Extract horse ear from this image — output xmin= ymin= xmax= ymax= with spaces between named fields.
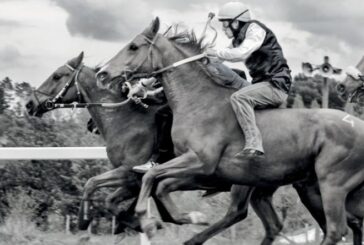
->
xmin=68 ymin=51 xmax=84 ymax=68
xmin=143 ymin=17 xmax=160 ymax=39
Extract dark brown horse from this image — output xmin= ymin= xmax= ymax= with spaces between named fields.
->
xmin=25 ymin=52 xmax=206 ymax=234
xmin=96 ymin=18 xmax=364 ymax=245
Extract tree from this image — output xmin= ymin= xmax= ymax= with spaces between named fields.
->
xmin=1 ymin=77 xmax=13 ymax=90
xmin=287 ymin=73 xmax=345 ymax=110
xmin=0 ymin=87 xmax=8 ymax=114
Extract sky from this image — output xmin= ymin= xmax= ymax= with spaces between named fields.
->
xmin=0 ymin=0 xmax=363 ymax=87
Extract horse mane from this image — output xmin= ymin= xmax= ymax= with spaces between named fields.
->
xmin=166 ymin=25 xmax=207 ymax=54
xmin=93 ymin=65 xmax=102 ymax=73
xmin=165 ymin=25 xmax=236 ymax=90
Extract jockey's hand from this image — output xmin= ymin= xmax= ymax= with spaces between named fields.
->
xmin=140 ymin=77 xmax=157 ymax=90
xmin=128 ymin=83 xmax=147 ymax=99
xmin=205 ymin=48 xmax=217 ymax=57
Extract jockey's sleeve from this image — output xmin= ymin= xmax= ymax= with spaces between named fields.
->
xmin=215 ymin=23 xmax=266 ymax=62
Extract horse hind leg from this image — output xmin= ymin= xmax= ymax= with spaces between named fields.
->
xmin=184 ymin=185 xmax=254 ymax=245
xmin=315 ymin=154 xmax=353 ymax=245
xmin=154 ymin=177 xmax=210 ymax=226
xmin=293 ymin=181 xmax=327 ymax=233
xmin=250 ymin=186 xmax=282 ymax=245
xmin=294 ymin=180 xmax=363 ymax=245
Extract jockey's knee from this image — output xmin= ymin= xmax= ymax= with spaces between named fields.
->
xmin=230 ymin=91 xmax=253 ymax=106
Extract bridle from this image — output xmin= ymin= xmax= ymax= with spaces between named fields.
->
xmin=338 ymin=74 xmax=364 ymax=104
xmin=115 ymin=33 xmax=208 ymax=86
xmin=348 ymin=79 xmax=364 ymax=103
xmin=33 ymin=63 xmax=83 ymax=110
xmin=34 ymin=63 xmax=145 ymax=111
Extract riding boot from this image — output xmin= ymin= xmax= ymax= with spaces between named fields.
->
xmin=155 ymin=105 xmax=174 ymax=163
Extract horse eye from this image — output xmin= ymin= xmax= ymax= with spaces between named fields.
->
xmin=129 ymin=43 xmax=139 ymax=51
xmin=53 ymin=73 xmax=61 ymax=80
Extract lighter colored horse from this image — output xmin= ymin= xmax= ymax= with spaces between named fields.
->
xmin=97 ymin=18 xmax=364 ymax=245
xmin=26 ymin=53 xmax=364 ymax=245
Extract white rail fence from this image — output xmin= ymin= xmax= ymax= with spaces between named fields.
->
xmin=0 ymin=147 xmax=151 ymax=245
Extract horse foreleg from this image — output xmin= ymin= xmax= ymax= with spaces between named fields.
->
xmin=184 ymin=185 xmax=254 ymax=245
xmin=82 ymin=166 xmax=137 ymax=200
xmin=135 ymin=150 xmax=214 ymax=238
xmin=79 ymin=166 xmax=139 ymax=230
xmin=250 ymin=187 xmax=282 ymax=245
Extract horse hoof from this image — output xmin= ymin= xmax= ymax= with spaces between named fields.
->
xmin=184 ymin=239 xmax=202 ymax=245
xmin=78 ymin=200 xmax=93 ymax=230
xmin=78 ymin=219 xmax=91 ymax=230
xmin=188 ymin=211 xmax=209 ymax=226
xmin=141 ymin=217 xmax=162 ymax=239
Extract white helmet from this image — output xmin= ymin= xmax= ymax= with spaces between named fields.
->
xmin=218 ymin=2 xmax=251 ymax=22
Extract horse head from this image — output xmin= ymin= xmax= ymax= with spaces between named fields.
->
xmin=336 ymin=66 xmax=364 ymax=105
xmin=26 ymin=52 xmax=85 ymax=116
xmin=96 ymin=18 xmax=166 ymax=90
xmin=26 ymin=51 xmax=129 ymax=118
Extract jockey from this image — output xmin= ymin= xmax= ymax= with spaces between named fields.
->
xmin=206 ymin=1 xmax=291 ymax=158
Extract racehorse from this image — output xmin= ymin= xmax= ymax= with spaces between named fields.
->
xmin=25 ymin=53 xmax=364 ymax=245
xmin=96 ymin=18 xmax=364 ymax=245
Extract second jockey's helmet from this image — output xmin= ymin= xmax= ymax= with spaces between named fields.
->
xmin=218 ymin=2 xmax=251 ymax=22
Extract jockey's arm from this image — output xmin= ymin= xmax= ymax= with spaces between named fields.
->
xmin=210 ymin=23 xmax=266 ymax=62
xmin=129 ymin=77 xmax=166 ymax=103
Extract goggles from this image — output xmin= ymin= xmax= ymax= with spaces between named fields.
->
xmin=221 ymin=21 xmax=231 ymax=28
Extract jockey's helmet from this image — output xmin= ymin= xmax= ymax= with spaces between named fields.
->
xmin=218 ymin=2 xmax=251 ymax=22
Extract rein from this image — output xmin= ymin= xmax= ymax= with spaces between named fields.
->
xmin=35 ymin=64 xmax=147 ymax=110
xmin=119 ymin=34 xmax=208 ymax=84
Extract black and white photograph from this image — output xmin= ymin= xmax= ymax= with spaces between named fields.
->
xmin=0 ymin=0 xmax=364 ymax=244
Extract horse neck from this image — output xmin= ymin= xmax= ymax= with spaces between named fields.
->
xmin=78 ymin=67 xmax=157 ymax=147
xmin=157 ymin=38 xmax=231 ymax=112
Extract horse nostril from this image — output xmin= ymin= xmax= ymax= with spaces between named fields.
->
xmin=96 ymin=71 xmax=109 ymax=83
xmin=336 ymin=84 xmax=346 ymax=94
xmin=26 ymin=101 xmax=33 ymax=109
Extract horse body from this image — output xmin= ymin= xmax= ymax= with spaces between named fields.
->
xmin=97 ymin=18 xmax=364 ymax=244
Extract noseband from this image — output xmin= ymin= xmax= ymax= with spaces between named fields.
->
xmin=34 ymin=63 xmax=147 ymax=110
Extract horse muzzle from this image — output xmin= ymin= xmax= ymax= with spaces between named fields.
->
xmin=336 ymin=83 xmax=346 ymax=95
